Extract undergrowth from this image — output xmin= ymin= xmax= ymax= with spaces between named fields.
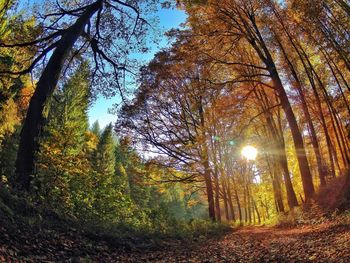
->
xmin=0 ymin=186 xmax=230 ymax=249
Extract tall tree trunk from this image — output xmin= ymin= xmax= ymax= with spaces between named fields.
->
xmin=222 ymin=181 xmax=230 ymax=221
xmin=213 ymin=158 xmax=221 ymax=222
xmin=226 ymin=177 xmax=236 ymax=221
xmin=293 ymin=38 xmax=337 ymax=178
xmin=247 ymin=12 xmax=315 ymax=201
xmin=199 ymin=98 xmax=216 ymax=221
xmin=269 ymin=66 xmax=315 ymax=201
xmin=253 ymin=199 xmax=261 ymax=224
xmin=15 ymin=0 xmax=103 ymax=190
xmin=274 ymin=33 xmax=327 ymax=185
xmin=256 ymin=89 xmax=299 ymax=208
xmin=271 ymin=168 xmax=284 ymax=213
xmin=234 ymin=187 xmax=242 ymax=223
xmin=203 ymin=156 xmax=215 ymax=221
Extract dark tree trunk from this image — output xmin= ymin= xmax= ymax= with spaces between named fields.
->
xmin=203 ymin=157 xmax=215 ymax=221
xmin=253 ymin=199 xmax=261 ymax=224
xmin=199 ymin=99 xmax=216 ymax=221
xmin=234 ymin=187 xmax=242 ymax=223
xmin=213 ymin=162 xmax=221 ymax=222
xmin=245 ymin=12 xmax=315 ymax=202
xmin=272 ymin=169 xmax=284 ymax=213
xmin=265 ymin=64 xmax=315 ymax=201
xmin=266 ymin=156 xmax=285 ymax=213
xmin=222 ymin=182 xmax=230 ymax=221
xmin=15 ymin=0 xmax=103 ymax=190
xmin=226 ymin=177 xmax=236 ymax=221
xmin=274 ymin=34 xmax=327 ymax=186
xmin=284 ymin=21 xmax=337 ymax=179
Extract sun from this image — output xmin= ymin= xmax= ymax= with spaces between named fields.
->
xmin=241 ymin=145 xmax=258 ymax=161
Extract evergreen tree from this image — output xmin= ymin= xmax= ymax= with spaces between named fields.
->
xmin=93 ymin=124 xmax=115 ymax=176
xmin=91 ymin=124 xmax=138 ymax=223
xmin=46 ymin=61 xmax=90 ymax=154
xmin=90 ymin=120 xmax=101 ymax=138
xmin=36 ymin=62 xmax=91 ymax=208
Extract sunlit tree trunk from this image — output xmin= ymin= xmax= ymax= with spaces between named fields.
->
xmin=221 ymin=181 xmax=230 ymax=221
xmin=265 ymin=152 xmax=285 ymax=213
xmin=274 ymin=33 xmax=328 ymax=185
xmin=225 ymin=177 xmax=236 ymax=221
xmin=244 ymin=12 xmax=315 ymax=201
xmin=256 ymin=89 xmax=299 ymax=207
xmin=212 ymin=153 xmax=221 ymax=222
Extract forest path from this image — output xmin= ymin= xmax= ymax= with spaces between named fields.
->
xmin=1 ymin=220 xmax=350 ymax=262
xmin=117 ymin=223 xmax=350 ymax=262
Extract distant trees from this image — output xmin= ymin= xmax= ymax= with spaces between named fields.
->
xmin=118 ymin=0 xmax=350 ymax=221
xmin=33 ymin=62 xmax=204 ymax=225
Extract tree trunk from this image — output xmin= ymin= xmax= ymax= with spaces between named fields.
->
xmin=253 ymin=199 xmax=261 ymax=224
xmin=203 ymin=157 xmax=215 ymax=221
xmin=222 ymin=182 xmax=230 ymax=221
xmin=213 ymin=161 xmax=221 ymax=222
xmin=246 ymin=12 xmax=315 ymax=202
xmin=274 ymin=33 xmax=327 ymax=185
xmin=234 ymin=187 xmax=242 ymax=223
xmin=198 ymin=98 xmax=216 ymax=221
xmin=256 ymin=88 xmax=299 ymax=208
xmin=15 ymin=0 xmax=103 ymax=190
xmin=289 ymin=28 xmax=337 ymax=179
xmin=226 ymin=177 xmax=236 ymax=221
xmin=269 ymin=67 xmax=315 ymax=201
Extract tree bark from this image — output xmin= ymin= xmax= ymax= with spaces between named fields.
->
xmin=199 ymin=98 xmax=216 ymax=221
xmin=226 ymin=177 xmax=236 ymax=221
xmin=274 ymin=33 xmax=327 ymax=186
xmin=15 ymin=0 xmax=103 ymax=190
xmin=256 ymin=88 xmax=299 ymax=208
xmin=274 ymin=76 xmax=315 ymax=201
xmin=203 ymin=155 xmax=215 ymax=221
xmin=212 ymin=153 xmax=221 ymax=222
xmin=246 ymin=11 xmax=315 ymax=202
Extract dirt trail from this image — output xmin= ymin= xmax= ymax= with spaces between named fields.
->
xmin=117 ymin=223 xmax=350 ymax=262
xmin=1 ymin=222 xmax=350 ymax=262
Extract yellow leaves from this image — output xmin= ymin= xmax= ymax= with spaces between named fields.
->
xmin=158 ymin=187 xmax=167 ymax=194
xmin=84 ymin=131 xmax=98 ymax=151
xmin=17 ymin=79 xmax=35 ymax=116
xmin=187 ymin=199 xmax=198 ymax=208
xmin=0 ymin=98 xmax=20 ymax=143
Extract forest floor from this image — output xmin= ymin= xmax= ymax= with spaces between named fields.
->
xmin=1 ymin=216 xmax=350 ymax=262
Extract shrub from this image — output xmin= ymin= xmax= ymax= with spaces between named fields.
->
xmin=315 ymin=171 xmax=350 ymax=212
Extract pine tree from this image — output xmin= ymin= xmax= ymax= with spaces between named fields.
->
xmin=91 ymin=124 xmax=120 ymax=220
xmin=90 ymin=120 xmax=101 ymax=139
xmin=46 ymin=61 xmax=90 ymax=154
xmin=36 ymin=62 xmax=91 ymax=207
xmin=93 ymin=124 xmax=115 ymax=176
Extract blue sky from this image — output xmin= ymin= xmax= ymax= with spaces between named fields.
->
xmin=19 ymin=1 xmax=187 ymax=128
xmin=89 ymin=7 xmax=187 ymax=128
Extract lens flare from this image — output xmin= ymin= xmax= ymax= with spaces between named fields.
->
xmin=241 ymin=145 xmax=258 ymax=160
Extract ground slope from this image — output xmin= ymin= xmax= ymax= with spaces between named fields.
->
xmin=1 ymin=217 xmax=349 ymax=262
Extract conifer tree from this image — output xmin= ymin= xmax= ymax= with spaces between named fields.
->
xmin=36 ymin=62 xmax=91 ymax=207
xmin=93 ymin=124 xmax=115 ymax=177
xmin=90 ymin=120 xmax=101 ymax=139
